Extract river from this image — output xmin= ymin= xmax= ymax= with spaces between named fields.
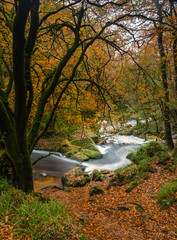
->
xmin=31 ymin=134 xmax=148 ymax=178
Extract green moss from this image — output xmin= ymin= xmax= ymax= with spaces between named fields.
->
xmin=126 ymin=152 xmax=135 ymax=161
xmin=138 ymin=158 xmax=153 ymax=173
xmin=72 ymin=176 xmax=90 ymax=187
xmin=65 ymin=137 xmax=103 ymax=161
xmin=100 ymin=170 xmax=110 ymax=174
xmin=0 ymin=177 xmax=12 ymax=194
xmin=157 ymin=152 xmax=171 ymax=165
xmin=73 ymin=152 xmax=89 ymax=161
xmin=107 ymin=171 xmax=126 ymax=189
xmin=81 ymin=149 xmax=102 ymax=159
xmin=89 ymin=184 xmax=104 ymax=196
xmin=74 ymin=167 xmax=84 ymax=177
xmin=71 ymin=138 xmax=97 ymax=150
xmin=61 ymin=175 xmax=72 ymax=187
xmin=91 ymin=170 xmax=103 ymax=182
xmin=155 ymin=182 xmax=177 ymax=209
xmin=64 ymin=146 xmax=80 ymax=158
xmin=125 ymin=167 xmax=138 ymax=183
xmin=125 ymin=181 xmax=138 ymax=193
xmin=130 ymin=141 xmax=166 ymax=165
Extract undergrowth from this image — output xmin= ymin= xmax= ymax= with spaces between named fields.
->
xmin=0 ymin=178 xmax=86 ymax=240
xmin=155 ymin=181 xmax=177 ymax=209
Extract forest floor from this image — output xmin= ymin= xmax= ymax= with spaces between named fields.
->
xmin=36 ymin=163 xmax=177 ymax=240
xmin=1 ymin=131 xmax=177 ymax=239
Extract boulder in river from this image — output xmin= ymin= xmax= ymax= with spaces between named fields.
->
xmin=64 ymin=137 xmax=103 ymax=161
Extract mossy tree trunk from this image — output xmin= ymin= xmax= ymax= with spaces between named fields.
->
xmin=156 ymin=0 xmax=174 ymax=149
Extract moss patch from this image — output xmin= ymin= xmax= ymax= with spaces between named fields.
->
xmin=72 ymin=176 xmax=90 ymax=187
xmin=64 ymin=137 xmax=102 ymax=161
xmin=89 ymin=184 xmax=104 ymax=196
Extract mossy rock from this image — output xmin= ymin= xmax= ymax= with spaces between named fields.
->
xmin=125 ymin=181 xmax=138 ymax=193
xmin=100 ymin=170 xmax=110 ymax=174
xmin=64 ymin=146 xmax=80 ymax=158
xmin=81 ymin=149 xmax=102 ymax=159
xmin=74 ymin=167 xmax=84 ymax=177
xmin=71 ymin=138 xmax=102 ymax=156
xmin=65 ymin=137 xmax=103 ymax=161
xmin=89 ymin=184 xmax=104 ymax=196
xmin=72 ymin=152 xmax=89 ymax=162
xmin=91 ymin=170 xmax=103 ymax=182
xmin=143 ymin=141 xmax=165 ymax=157
xmin=61 ymin=175 xmax=72 ymax=187
xmin=107 ymin=171 xmax=126 ymax=189
xmin=72 ymin=176 xmax=90 ymax=187
xmin=125 ymin=167 xmax=138 ymax=183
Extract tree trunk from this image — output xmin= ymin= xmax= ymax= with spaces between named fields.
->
xmin=15 ymin=155 xmax=33 ymax=193
xmin=156 ymin=0 xmax=174 ymax=149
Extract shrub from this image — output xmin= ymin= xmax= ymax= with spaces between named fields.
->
xmin=89 ymin=184 xmax=104 ymax=196
xmin=155 ymin=182 xmax=177 ymax=209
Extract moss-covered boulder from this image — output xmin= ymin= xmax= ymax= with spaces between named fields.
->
xmin=64 ymin=137 xmax=103 ymax=161
xmin=91 ymin=170 xmax=103 ymax=182
xmin=72 ymin=176 xmax=90 ymax=187
xmin=89 ymin=184 xmax=104 ymax=196
xmin=61 ymin=167 xmax=90 ymax=188
xmin=61 ymin=174 xmax=72 ymax=187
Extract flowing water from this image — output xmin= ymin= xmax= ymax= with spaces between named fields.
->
xmin=31 ymin=134 xmax=148 ymax=177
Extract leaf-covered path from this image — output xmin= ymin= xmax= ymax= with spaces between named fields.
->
xmin=38 ymin=167 xmax=177 ymax=240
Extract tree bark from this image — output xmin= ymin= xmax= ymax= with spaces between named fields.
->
xmin=156 ymin=0 xmax=174 ymax=149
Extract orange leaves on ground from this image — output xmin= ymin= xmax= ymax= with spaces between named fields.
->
xmin=37 ymin=163 xmax=177 ymax=240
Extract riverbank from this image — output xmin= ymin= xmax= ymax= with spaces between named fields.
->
xmin=37 ymin=158 xmax=177 ymax=240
